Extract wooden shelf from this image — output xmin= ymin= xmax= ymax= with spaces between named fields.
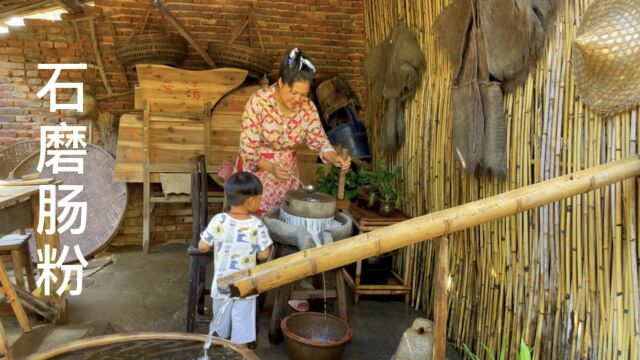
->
xmin=342 ymin=204 xmax=413 ymax=304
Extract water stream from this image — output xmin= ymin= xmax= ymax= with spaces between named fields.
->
xmin=321 ymin=272 xmax=329 ymax=340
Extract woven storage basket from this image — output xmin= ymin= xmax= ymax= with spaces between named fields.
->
xmin=208 ymin=42 xmax=272 ymax=76
xmin=0 ymin=140 xmax=39 ymax=179
xmin=116 ymin=33 xmax=187 ymax=69
xmin=208 ymin=5 xmax=272 ymax=77
xmin=115 ymin=8 xmax=187 ymax=69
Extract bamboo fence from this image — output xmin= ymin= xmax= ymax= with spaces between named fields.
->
xmin=363 ymin=0 xmax=639 ymax=359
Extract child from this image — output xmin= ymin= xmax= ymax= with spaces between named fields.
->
xmin=198 ymin=171 xmax=273 ymax=347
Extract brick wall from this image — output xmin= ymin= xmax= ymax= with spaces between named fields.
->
xmin=0 ymin=0 xmax=367 ymax=246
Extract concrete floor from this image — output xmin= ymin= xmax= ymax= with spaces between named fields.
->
xmin=10 ymin=243 xmax=461 ymax=359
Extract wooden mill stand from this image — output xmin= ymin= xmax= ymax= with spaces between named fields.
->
xmin=267 ymin=243 xmax=348 ymax=344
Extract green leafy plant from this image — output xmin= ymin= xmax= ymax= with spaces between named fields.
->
xmin=359 ymin=159 xmax=402 ymax=207
xmin=517 ymin=339 xmax=533 ymax=360
xmin=461 ymin=338 xmax=532 ymax=360
xmin=463 ymin=342 xmax=502 ymax=360
xmin=315 ymin=165 xmax=363 ymax=201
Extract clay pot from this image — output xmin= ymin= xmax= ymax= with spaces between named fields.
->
xmin=379 ymin=198 xmax=396 ymax=217
xmin=281 ymin=312 xmax=352 ymax=360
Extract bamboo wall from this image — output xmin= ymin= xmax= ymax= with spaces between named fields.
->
xmin=363 ymin=0 xmax=639 ymax=359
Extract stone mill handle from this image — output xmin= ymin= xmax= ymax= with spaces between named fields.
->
xmin=337 ymin=147 xmax=349 ymax=200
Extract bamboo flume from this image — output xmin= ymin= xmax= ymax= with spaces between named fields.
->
xmin=220 ymin=156 xmax=640 ymax=297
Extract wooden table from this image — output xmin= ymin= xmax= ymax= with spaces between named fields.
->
xmin=342 ymin=204 xmax=413 ymax=304
xmin=0 ymin=185 xmax=65 ymax=314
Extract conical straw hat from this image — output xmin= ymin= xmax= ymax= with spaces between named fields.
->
xmin=573 ymin=0 xmax=640 ymax=114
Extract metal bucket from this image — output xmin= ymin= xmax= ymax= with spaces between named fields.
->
xmin=27 ymin=332 xmax=259 ymax=360
xmin=281 ymin=312 xmax=352 ymax=360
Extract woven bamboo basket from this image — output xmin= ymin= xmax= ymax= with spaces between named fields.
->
xmin=27 ymin=332 xmax=258 ymax=359
xmin=0 ymin=140 xmax=39 ymax=179
xmin=208 ymin=5 xmax=272 ymax=77
xmin=115 ymin=8 xmax=187 ymax=69
xmin=208 ymin=42 xmax=272 ymax=77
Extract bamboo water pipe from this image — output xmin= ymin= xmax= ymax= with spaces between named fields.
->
xmin=219 ymin=156 xmax=640 ymax=298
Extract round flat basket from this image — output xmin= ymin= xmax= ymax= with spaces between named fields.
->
xmin=27 ymin=332 xmax=259 ymax=360
xmin=208 ymin=42 xmax=273 ymax=77
xmin=11 ymin=142 xmax=128 ymax=263
xmin=116 ymin=34 xmax=187 ymax=69
xmin=0 ymin=140 xmax=40 ymax=179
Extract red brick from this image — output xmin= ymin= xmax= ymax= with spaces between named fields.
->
xmin=0 ymin=61 xmax=23 ymax=70
xmin=0 ymin=138 xmax=18 ymax=146
xmin=0 ymin=130 xmax=17 ymax=137
xmin=1 ymin=122 xmax=33 ymax=130
xmin=0 ymin=47 xmax=23 ymax=55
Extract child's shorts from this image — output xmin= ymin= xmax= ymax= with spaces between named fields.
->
xmin=212 ymin=297 xmax=256 ymax=344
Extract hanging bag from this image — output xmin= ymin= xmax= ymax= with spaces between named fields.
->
xmin=450 ymin=0 xmax=507 ymax=177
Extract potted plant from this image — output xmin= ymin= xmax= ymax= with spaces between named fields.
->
xmin=315 ymin=165 xmax=361 ymax=201
xmin=360 ymin=159 xmax=402 ymax=216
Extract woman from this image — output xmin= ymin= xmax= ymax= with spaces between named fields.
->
xmin=233 ymin=48 xmax=351 ymax=215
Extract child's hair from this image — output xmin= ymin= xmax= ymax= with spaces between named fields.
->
xmin=279 ymin=48 xmax=316 ymax=86
xmin=224 ymin=172 xmax=263 ymax=207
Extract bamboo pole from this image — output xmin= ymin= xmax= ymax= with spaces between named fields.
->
xmin=221 ymin=156 xmax=640 ymax=297
xmin=433 ymin=237 xmax=449 ymax=360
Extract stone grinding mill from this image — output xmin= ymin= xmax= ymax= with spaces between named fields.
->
xmin=261 ymin=189 xmax=353 ymax=344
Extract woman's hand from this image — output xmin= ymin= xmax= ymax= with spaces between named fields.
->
xmin=325 ymin=151 xmax=352 ymax=172
xmin=271 ymin=163 xmax=289 ymax=180
xmin=256 ymin=159 xmax=289 ymax=180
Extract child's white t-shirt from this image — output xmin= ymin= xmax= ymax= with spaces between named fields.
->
xmin=201 ymin=213 xmax=272 ymax=299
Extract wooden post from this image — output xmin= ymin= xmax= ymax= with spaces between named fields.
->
xmin=336 ymin=147 xmax=350 ymax=210
xmin=142 ymin=100 xmax=151 ymax=254
xmin=109 ymin=20 xmax=130 ymax=90
xmin=433 ymin=237 xmax=449 ymax=360
xmin=337 ymin=147 xmax=349 ymax=200
xmin=10 ymin=249 xmax=25 ymax=290
xmin=153 ymin=0 xmax=217 ymax=68
xmin=335 ymin=269 xmax=348 ymax=321
xmin=219 ymin=156 xmax=640 ymax=297
xmin=31 ymin=194 xmax=66 ymax=321
xmin=71 ymin=21 xmax=85 ymax=59
xmin=88 ymin=17 xmax=112 ymax=95
xmin=203 ymin=102 xmax=212 ymax=167
xmin=0 ymin=319 xmax=12 ymax=359
xmin=22 ymin=241 xmax=36 ymax=292
xmin=0 ymin=260 xmax=30 ymax=333
xmin=69 ymin=15 xmax=113 ymax=96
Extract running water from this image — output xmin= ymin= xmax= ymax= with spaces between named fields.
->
xmin=321 ymin=272 xmax=329 ymax=340
xmin=198 ymin=318 xmax=216 ymax=360
xmin=199 ymin=299 xmax=232 ymax=360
